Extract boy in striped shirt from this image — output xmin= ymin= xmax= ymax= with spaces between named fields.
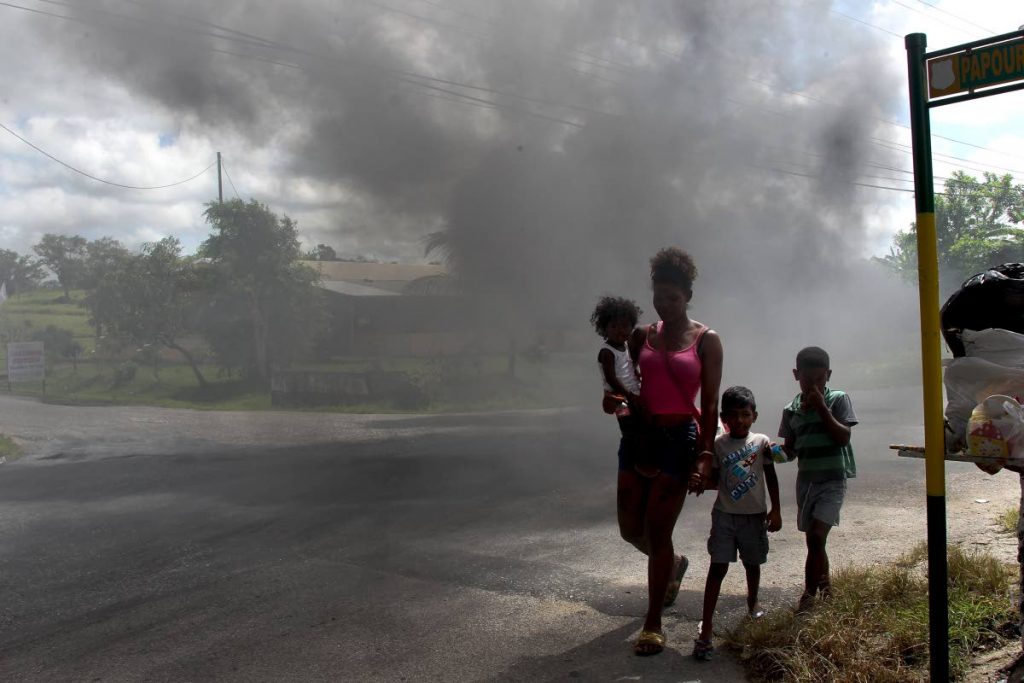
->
xmin=779 ymin=346 xmax=857 ymax=611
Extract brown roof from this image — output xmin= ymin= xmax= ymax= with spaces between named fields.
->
xmin=301 ymin=261 xmax=446 ymax=283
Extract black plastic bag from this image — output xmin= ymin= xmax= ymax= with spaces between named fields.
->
xmin=940 ymin=263 xmax=1024 ymax=357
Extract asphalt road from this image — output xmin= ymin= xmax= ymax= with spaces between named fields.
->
xmin=0 ymin=388 xmax=994 ymax=681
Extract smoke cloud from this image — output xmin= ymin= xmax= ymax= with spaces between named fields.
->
xmin=21 ymin=0 xmax=921 ymax=387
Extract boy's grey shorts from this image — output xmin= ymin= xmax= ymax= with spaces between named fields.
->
xmin=707 ymin=508 xmax=769 ymax=565
xmin=796 ymin=475 xmax=847 ymax=532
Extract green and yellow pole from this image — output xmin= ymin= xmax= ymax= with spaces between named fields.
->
xmin=906 ymin=32 xmax=948 ymax=682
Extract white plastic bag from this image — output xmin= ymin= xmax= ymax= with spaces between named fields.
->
xmin=962 ymin=328 xmax=1024 ymax=368
xmin=943 ymin=357 xmax=1024 ymax=452
xmin=966 ymin=394 xmax=1024 ymax=463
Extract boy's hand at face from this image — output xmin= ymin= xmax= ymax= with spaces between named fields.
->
xmin=801 ymin=385 xmax=827 ymax=412
xmin=766 ymin=508 xmax=782 ymax=532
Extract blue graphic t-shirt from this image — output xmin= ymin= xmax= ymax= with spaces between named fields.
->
xmin=713 ymin=431 xmax=771 ymax=515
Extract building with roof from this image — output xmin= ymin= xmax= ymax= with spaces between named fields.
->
xmin=303 ymin=260 xmax=476 ymax=356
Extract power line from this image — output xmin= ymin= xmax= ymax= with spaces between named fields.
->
xmin=13 ymin=0 xmax=1024 ymax=167
xmin=116 ymin=0 xmax=294 ymax=52
xmin=4 ymin=0 xmax=590 ymax=128
xmin=913 ymin=0 xmax=1000 ymax=36
xmin=0 ymin=0 xmax=304 ymax=71
xmin=220 ymin=158 xmax=241 ymax=200
xmin=830 ymin=8 xmax=903 ymax=38
xmin=107 ymin=0 xmax=604 ymax=120
xmin=37 ymin=0 xmax=285 ymax=54
xmin=753 ymin=163 xmax=916 ymax=193
xmin=868 ymin=136 xmax=1024 ymax=177
xmin=725 ymin=88 xmax=1024 ymax=178
xmin=391 ymin=0 xmax=1024 ymax=167
xmin=8 ymin=0 xmax=1022 ymax=196
xmin=743 ymin=73 xmax=1024 ymax=165
xmin=888 ymin=0 xmax=978 ymax=39
xmin=377 ymin=0 xmax=634 ymax=78
xmin=0 ymin=121 xmax=216 ymax=190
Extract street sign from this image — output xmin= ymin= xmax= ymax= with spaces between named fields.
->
xmin=928 ymin=37 xmax=1024 ymax=99
xmin=7 ymin=342 xmax=44 ymax=383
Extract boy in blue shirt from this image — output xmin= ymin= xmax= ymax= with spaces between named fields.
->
xmin=779 ymin=346 xmax=857 ymax=611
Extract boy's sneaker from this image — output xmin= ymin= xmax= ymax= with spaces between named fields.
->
xmin=748 ymin=604 xmax=765 ymax=620
xmin=692 ymin=638 xmax=714 ymax=661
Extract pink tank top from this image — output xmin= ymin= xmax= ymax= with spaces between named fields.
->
xmin=638 ymin=322 xmax=705 ymax=416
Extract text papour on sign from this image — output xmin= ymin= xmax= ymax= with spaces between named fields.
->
xmin=928 ymin=37 xmax=1024 ymax=99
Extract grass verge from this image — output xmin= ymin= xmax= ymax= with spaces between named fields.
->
xmin=0 ymin=433 xmax=22 ymax=461
xmin=7 ymin=363 xmax=270 ymax=411
xmin=4 ymin=353 xmax=592 ymax=413
xmin=727 ymin=543 xmax=1017 ymax=682
xmin=998 ymin=507 xmax=1019 ymax=535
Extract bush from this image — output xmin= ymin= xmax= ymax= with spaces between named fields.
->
xmin=113 ymin=361 xmax=137 ymax=387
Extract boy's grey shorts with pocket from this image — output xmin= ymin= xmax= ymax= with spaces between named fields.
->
xmin=707 ymin=508 xmax=769 ymax=565
xmin=796 ymin=475 xmax=847 ymax=532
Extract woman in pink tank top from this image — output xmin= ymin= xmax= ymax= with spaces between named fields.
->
xmin=618 ymin=248 xmax=723 ymax=656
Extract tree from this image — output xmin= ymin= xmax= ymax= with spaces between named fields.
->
xmin=878 ymin=171 xmax=1024 ymax=291
xmin=0 ymin=249 xmax=46 ymax=295
xmin=33 ymin=234 xmax=88 ymax=300
xmin=86 ymin=238 xmax=208 ymax=387
xmin=305 ymin=243 xmax=338 ymax=261
xmin=199 ymin=199 xmax=323 ymax=382
xmin=81 ymin=237 xmax=130 ymax=291
xmin=31 ymin=325 xmax=82 ymax=372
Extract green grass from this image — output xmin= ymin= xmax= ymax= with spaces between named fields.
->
xmin=8 ymin=363 xmax=270 ymax=411
xmin=0 ymin=289 xmax=593 ymax=413
xmin=0 ymin=433 xmax=22 ymax=461
xmin=727 ymin=543 xmax=1017 ymax=682
xmin=0 ymin=289 xmax=95 ymax=365
xmin=3 ymin=352 xmax=590 ymax=413
xmin=997 ymin=507 xmax=1019 ymax=535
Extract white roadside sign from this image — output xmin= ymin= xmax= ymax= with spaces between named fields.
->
xmin=7 ymin=342 xmax=44 ymax=382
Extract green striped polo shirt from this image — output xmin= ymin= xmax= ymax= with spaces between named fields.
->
xmin=778 ymin=388 xmax=858 ymax=482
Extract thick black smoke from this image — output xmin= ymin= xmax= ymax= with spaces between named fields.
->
xmin=25 ymin=0 xmax=921 ymax=383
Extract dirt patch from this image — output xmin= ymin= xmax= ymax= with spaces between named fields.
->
xmin=968 ymin=642 xmax=1024 ymax=683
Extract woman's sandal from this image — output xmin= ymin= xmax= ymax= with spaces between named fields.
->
xmin=692 ymin=638 xmax=714 ymax=661
xmin=634 ymin=630 xmax=666 ymax=656
xmin=663 ymin=555 xmax=689 ymax=607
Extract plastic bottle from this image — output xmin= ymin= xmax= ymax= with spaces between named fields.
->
xmin=770 ymin=443 xmax=789 ymax=463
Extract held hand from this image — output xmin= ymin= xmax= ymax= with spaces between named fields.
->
xmin=602 ymin=392 xmax=626 ymax=414
xmin=689 ymin=451 xmax=713 ymax=495
xmin=766 ymin=509 xmax=782 ymax=532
